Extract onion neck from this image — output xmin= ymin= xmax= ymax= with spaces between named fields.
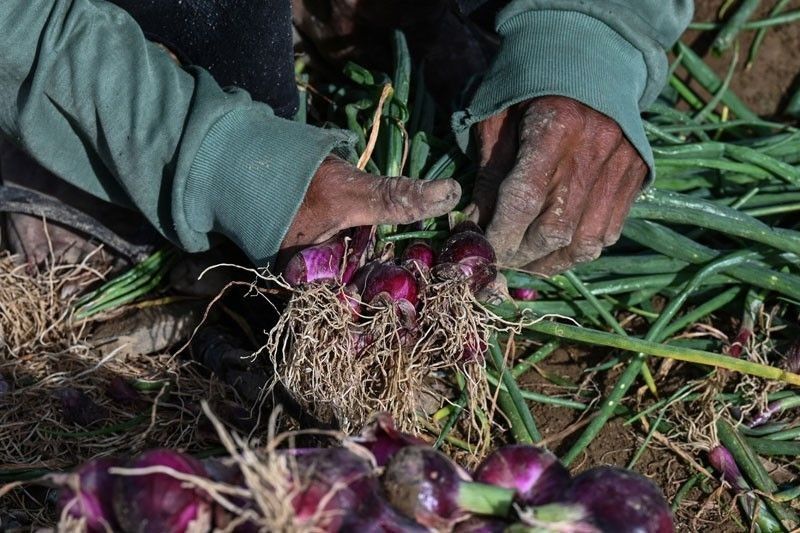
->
xmin=457 ymin=481 xmax=515 ymax=517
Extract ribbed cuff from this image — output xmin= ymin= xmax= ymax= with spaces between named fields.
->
xmin=182 ymin=107 xmax=353 ymax=265
xmin=452 ymin=9 xmax=654 ymax=182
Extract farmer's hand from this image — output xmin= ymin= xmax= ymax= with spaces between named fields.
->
xmin=281 ymin=155 xmax=461 ymax=250
xmin=467 ymin=96 xmax=647 ymax=277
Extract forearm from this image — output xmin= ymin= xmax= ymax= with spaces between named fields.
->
xmin=452 ymin=0 xmax=693 ymax=179
xmin=0 ymin=0 xmax=350 ymax=264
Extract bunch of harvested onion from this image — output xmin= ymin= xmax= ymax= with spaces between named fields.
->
xmin=56 ymin=413 xmax=673 ymax=532
xmin=263 ymin=220 xmax=511 ymax=444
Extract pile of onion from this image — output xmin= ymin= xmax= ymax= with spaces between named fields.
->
xmin=57 ymin=413 xmax=673 ymax=533
xmin=266 ymin=222 xmax=501 ymax=437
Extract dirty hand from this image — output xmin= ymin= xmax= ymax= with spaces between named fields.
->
xmin=467 ymin=96 xmax=647 ymax=277
xmin=281 ymin=155 xmax=461 ymax=251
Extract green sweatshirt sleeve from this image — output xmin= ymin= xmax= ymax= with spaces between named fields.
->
xmin=452 ymin=0 xmax=693 ymax=180
xmin=0 ymin=0 xmax=353 ymax=265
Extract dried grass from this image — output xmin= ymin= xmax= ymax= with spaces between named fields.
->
xmin=0 ymin=252 xmax=233 ymax=525
xmin=197 ymin=404 xmax=361 ymax=533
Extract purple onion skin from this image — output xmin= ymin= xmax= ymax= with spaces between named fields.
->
xmin=454 ymin=517 xmax=510 ymax=533
xmin=708 ymin=446 xmax=747 ymax=491
xmin=403 ymin=241 xmax=436 ymax=270
xmin=460 ymin=334 xmax=488 ymax=363
xmin=435 ymin=229 xmax=497 ymax=292
xmin=438 ymin=230 xmax=496 ymax=265
xmin=435 ymin=260 xmax=497 ymax=293
xmin=338 ymin=286 xmax=363 ymax=317
xmin=461 ymin=258 xmax=498 ymax=293
xmin=474 ymin=445 xmax=570 ymax=506
xmin=750 ymin=392 xmax=800 ymax=428
xmin=341 ymin=226 xmax=373 ymax=285
xmin=510 ymin=287 xmax=539 ymax=301
xmin=354 ymin=412 xmax=427 ymax=467
xmin=381 ymin=446 xmax=470 ymax=530
xmin=112 ymin=449 xmax=209 ymax=533
xmin=727 ymin=328 xmax=751 ymax=358
xmin=58 ymin=457 xmax=123 ymax=532
xmin=340 ymin=497 xmax=428 ymax=533
xmin=202 ymin=457 xmax=243 ymax=485
xmin=393 ymin=298 xmax=420 ymax=343
xmin=355 ymin=262 xmax=419 ymax=307
xmin=564 ymin=467 xmax=674 ymax=533
xmin=204 ymin=450 xmax=374 ymax=533
xmin=287 ymin=448 xmax=377 ymax=532
xmin=200 ymin=458 xmax=260 ymax=532
xmin=284 ymin=239 xmax=346 ymax=287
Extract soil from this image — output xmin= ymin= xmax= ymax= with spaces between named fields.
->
xmin=521 ymin=344 xmax=740 ymax=532
xmin=686 ymin=0 xmax=800 ymax=117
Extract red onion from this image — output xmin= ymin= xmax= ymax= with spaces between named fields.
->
xmin=338 ymin=286 xmax=362 ymax=317
xmin=729 ymin=296 xmax=760 ymax=358
xmin=474 ymin=445 xmax=570 ymax=506
xmin=727 ymin=327 xmax=751 ymax=358
xmin=283 ymin=239 xmax=345 ymax=286
xmin=58 ymin=457 xmax=122 ymax=532
xmin=460 ymin=334 xmax=488 ymax=363
xmin=708 ymin=446 xmax=747 ymax=491
xmin=381 ymin=446 xmax=514 ymax=530
xmin=434 ymin=260 xmax=497 ymax=293
xmin=435 ymin=229 xmax=497 ymax=292
xmin=351 ymin=329 xmax=375 ymax=355
xmin=438 ymin=229 xmax=495 ymax=266
xmin=402 ymin=241 xmax=436 ymax=271
xmin=510 ymin=287 xmax=539 ymax=301
xmin=351 ymin=262 xmax=419 ymax=307
xmin=112 ymin=449 xmax=209 ymax=533
xmin=341 ymin=226 xmax=374 ymax=285
xmin=201 ymin=458 xmax=262 ymax=532
xmin=707 ymin=445 xmax=782 ymax=532
xmin=564 ymin=467 xmax=673 ymax=533
xmin=353 ymin=413 xmax=427 ymax=467
xmin=749 ymin=395 xmax=800 ymax=427
xmin=201 ymin=457 xmax=242 ymax=485
xmin=393 ymin=298 xmax=420 ymax=339
xmin=340 ymin=496 xmax=429 ymax=532
xmin=381 ymin=446 xmax=469 ymax=529
xmin=286 ymin=448 xmax=376 ymax=531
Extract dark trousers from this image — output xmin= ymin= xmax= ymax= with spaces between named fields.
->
xmin=107 ymin=1 xmax=506 ymax=119
xmin=108 ymin=0 xmax=299 ymax=118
